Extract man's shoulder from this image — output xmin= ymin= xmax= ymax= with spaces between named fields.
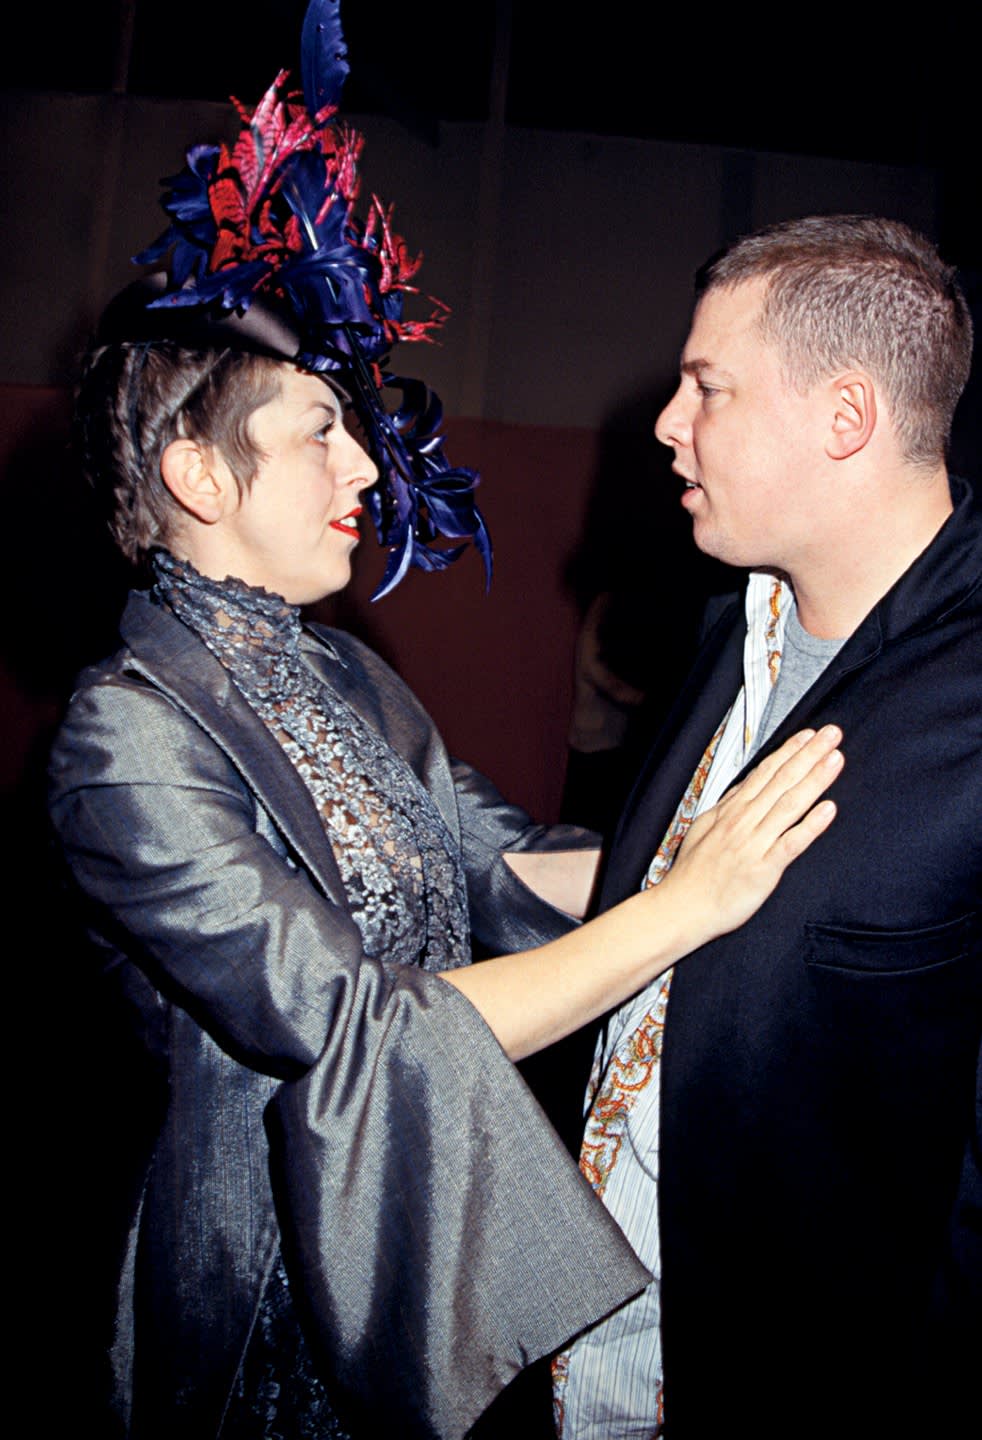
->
xmin=874 ymin=473 xmax=982 ymax=638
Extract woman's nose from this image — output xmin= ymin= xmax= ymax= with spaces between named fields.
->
xmin=342 ymin=429 xmax=379 ymax=490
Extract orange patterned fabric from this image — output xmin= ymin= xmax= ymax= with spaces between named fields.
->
xmin=555 ymin=573 xmax=791 ymax=1439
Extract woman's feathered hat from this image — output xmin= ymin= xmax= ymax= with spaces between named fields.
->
xmin=111 ymin=0 xmax=490 ymax=599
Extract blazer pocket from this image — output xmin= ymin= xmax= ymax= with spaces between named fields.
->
xmin=804 ymin=911 xmax=979 ymax=976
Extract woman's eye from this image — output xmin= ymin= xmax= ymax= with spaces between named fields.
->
xmin=312 ymin=418 xmax=337 ymax=443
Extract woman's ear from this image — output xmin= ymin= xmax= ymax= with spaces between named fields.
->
xmin=825 ymin=372 xmax=877 ymax=460
xmin=160 ymin=438 xmax=231 ymax=525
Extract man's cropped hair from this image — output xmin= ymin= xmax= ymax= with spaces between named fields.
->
xmin=698 ymin=215 xmax=972 ymax=466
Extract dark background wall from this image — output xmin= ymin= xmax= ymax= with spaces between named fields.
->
xmin=4 ymin=1 xmax=979 ymax=824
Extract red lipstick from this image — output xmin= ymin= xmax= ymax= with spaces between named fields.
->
xmin=330 ymin=505 xmax=363 ymax=537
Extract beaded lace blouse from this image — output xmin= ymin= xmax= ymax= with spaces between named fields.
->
xmin=150 ymin=549 xmax=469 ymax=974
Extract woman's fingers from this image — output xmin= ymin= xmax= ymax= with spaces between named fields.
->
xmin=717 ymin=725 xmax=842 ymax=820
xmin=671 ymin=726 xmax=843 ymax=940
xmin=738 ymin=727 xmax=844 ymax=854
xmin=707 ymin=728 xmax=843 ymax=860
xmin=768 ymin=795 xmax=837 ymax=865
xmin=717 ymin=726 xmax=818 ymax=807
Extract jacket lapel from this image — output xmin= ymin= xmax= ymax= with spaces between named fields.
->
xmin=603 ymin=478 xmax=981 ymax=908
xmin=720 ymin=478 xmax=981 ymax=773
xmin=602 ymin=597 xmax=745 ymax=908
xmin=119 ymin=592 xmax=349 ymax=906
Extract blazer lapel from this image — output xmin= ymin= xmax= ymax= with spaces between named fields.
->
xmin=604 ymin=592 xmax=886 ymax=910
xmin=119 ymin=592 xmax=348 ymax=905
xmin=743 ymin=611 xmax=883 ymax=766
xmin=750 ymin=478 xmax=981 ymax=762
xmin=604 ymin=479 xmax=981 ymax=911
xmin=602 ymin=597 xmax=746 ymax=908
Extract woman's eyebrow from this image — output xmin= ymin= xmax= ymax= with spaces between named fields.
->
xmin=301 ymin=399 xmax=340 ymax=422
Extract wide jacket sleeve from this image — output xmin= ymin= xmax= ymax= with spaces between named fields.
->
xmin=451 ymin=756 xmax=600 ymax=952
xmin=49 ymin=632 xmax=647 ymax=1439
xmin=49 ymin=666 xmax=386 ymax=1076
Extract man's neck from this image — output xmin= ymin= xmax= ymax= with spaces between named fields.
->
xmin=792 ymin=466 xmax=953 ymax=639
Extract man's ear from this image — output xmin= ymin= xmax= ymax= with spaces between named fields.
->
xmin=825 ymin=372 xmax=877 ymax=460
xmin=160 ymin=438 xmax=231 ymax=524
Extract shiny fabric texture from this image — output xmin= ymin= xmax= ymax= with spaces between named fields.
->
xmin=222 ymin=1256 xmax=349 ymax=1439
xmin=49 ymin=593 xmax=648 ymax=1440
xmin=150 ymin=550 xmax=470 ymax=974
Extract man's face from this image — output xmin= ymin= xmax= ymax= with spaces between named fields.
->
xmin=655 ymin=279 xmax=826 ymax=574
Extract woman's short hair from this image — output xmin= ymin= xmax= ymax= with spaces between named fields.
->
xmin=75 ymin=341 xmax=284 ymax=561
xmin=698 ymin=215 xmax=973 ymax=467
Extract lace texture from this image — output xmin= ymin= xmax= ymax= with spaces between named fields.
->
xmin=151 ymin=549 xmax=469 ymax=973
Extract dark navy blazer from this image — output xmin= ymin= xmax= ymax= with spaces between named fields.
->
xmin=601 ymin=477 xmax=982 ymax=1437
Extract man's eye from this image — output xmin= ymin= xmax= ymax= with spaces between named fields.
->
xmin=697 ymin=382 xmax=719 ymax=398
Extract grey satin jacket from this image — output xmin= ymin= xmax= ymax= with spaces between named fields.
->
xmin=49 ymin=592 xmax=647 ymax=1439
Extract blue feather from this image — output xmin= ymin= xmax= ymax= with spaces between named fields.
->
xmin=129 ymin=0 xmax=492 ymax=599
xmin=301 ymin=0 xmax=349 ymax=120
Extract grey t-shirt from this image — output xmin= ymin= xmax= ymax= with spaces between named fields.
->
xmin=752 ymin=601 xmax=845 ymax=757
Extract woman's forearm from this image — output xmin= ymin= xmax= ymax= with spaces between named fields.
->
xmin=502 ymin=848 xmax=602 ymax=919
xmin=441 ymin=884 xmax=689 ymax=1058
xmin=441 ymin=725 xmax=843 ymax=1060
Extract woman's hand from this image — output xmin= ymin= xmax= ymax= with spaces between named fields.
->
xmin=442 ymin=725 xmax=842 ymax=1060
xmin=665 ymin=725 xmax=842 ymax=945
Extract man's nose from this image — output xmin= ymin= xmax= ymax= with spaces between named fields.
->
xmin=654 ymin=386 xmax=691 ymax=450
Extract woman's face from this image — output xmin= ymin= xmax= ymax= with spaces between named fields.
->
xmin=211 ymin=366 xmax=378 ymax=604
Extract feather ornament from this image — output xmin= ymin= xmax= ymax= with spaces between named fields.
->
xmin=132 ymin=0 xmax=490 ymax=597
